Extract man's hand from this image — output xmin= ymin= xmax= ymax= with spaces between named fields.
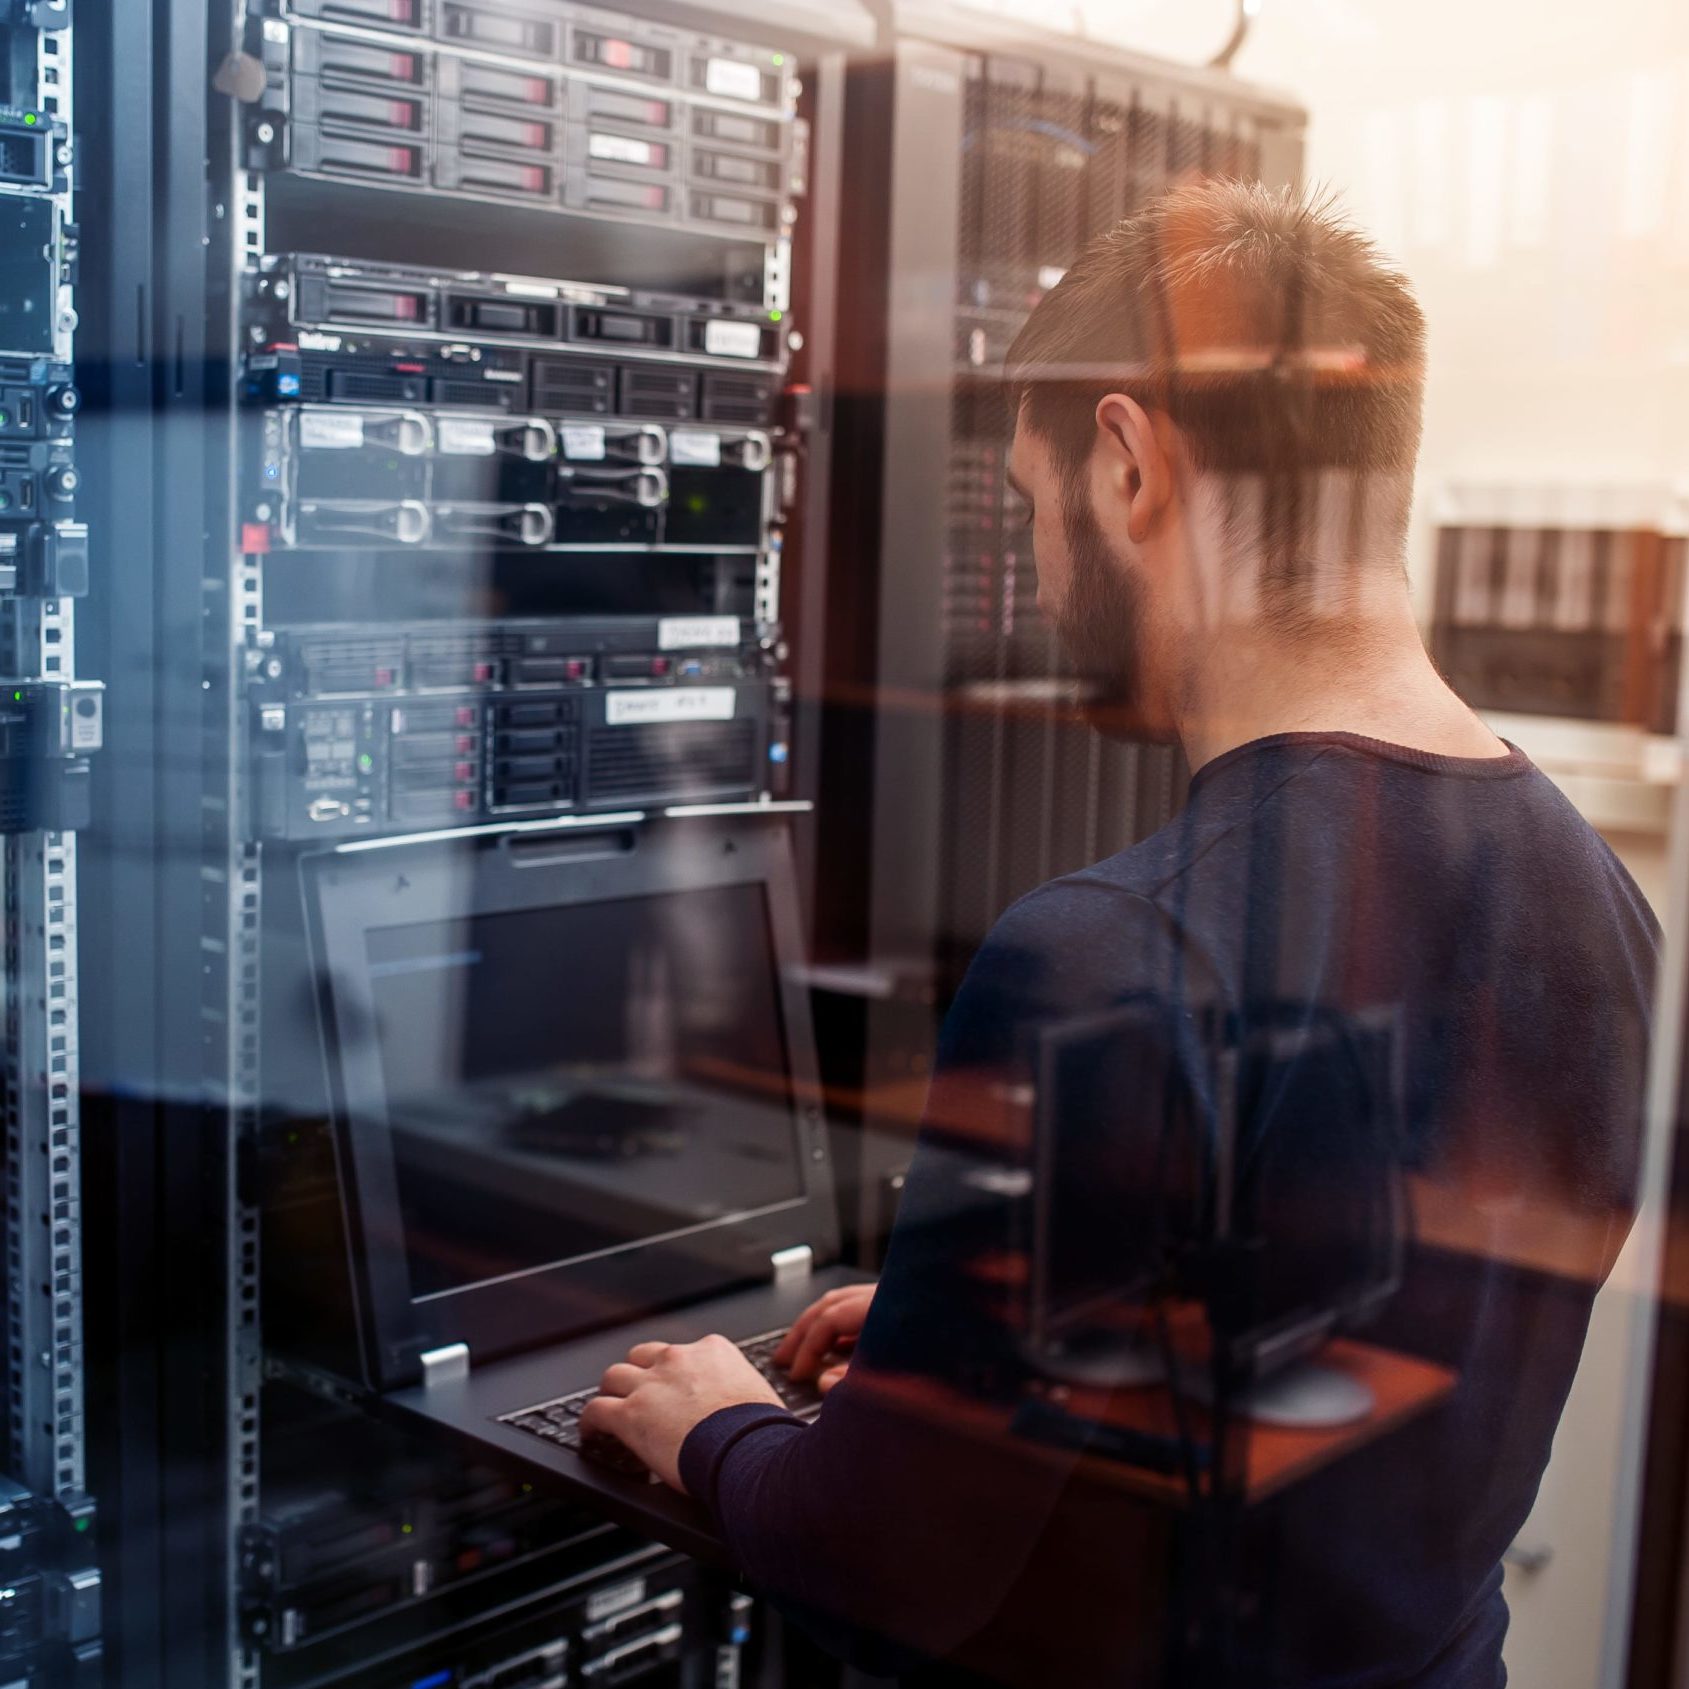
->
xmin=773 ymin=1282 xmax=877 ymax=1391
xmin=579 ymin=1336 xmax=783 ymax=1493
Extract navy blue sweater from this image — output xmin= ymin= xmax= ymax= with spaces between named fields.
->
xmin=682 ymin=733 xmax=1657 ymax=1687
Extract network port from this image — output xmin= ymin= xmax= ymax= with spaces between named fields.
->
xmin=0 ymin=117 xmax=50 ymax=190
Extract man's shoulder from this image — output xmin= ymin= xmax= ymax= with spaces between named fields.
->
xmin=986 ymin=870 xmax=1170 ymax=956
xmin=961 ymin=866 xmax=1210 ymax=1021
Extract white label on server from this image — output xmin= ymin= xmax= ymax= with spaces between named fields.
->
xmin=589 ymin=131 xmax=656 ymax=167
xmin=69 ymin=694 xmax=102 ymax=751
xmin=586 ymin=1579 xmax=648 ymax=1624
xmin=702 ymin=319 xmax=763 ymax=360
xmin=705 ymin=57 xmax=764 ymax=102
xmin=658 ymin=615 xmax=740 ymax=650
xmin=437 ymin=418 xmax=497 ymax=456
xmin=669 ymin=430 xmax=723 ymax=467
xmin=299 ymin=410 xmax=366 ymax=450
xmin=606 ymin=686 xmax=737 ymax=726
xmin=561 ymin=424 xmax=607 ymax=461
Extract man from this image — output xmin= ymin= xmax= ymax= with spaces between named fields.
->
xmin=581 ymin=182 xmax=1658 ymax=1685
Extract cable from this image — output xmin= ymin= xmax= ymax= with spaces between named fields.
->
xmin=1209 ymin=0 xmax=1262 ymax=71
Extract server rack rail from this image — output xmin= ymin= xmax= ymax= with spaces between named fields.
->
xmin=0 ymin=0 xmax=102 ymax=1682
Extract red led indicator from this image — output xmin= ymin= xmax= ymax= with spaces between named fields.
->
xmin=455 ymin=761 xmax=474 ymax=782
xmin=374 ymin=666 xmax=395 ymax=688
xmin=392 ymin=361 xmax=425 ymax=374
xmin=521 ymin=122 xmax=548 ymax=149
xmin=651 ymin=657 xmax=670 ymax=676
xmin=603 ymin=38 xmax=634 ymax=70
xmin=393 ymin=295 xmax=419 ymax=320
xmin=456 ymin=735 xmax=474 ymax=754
xmin=240 ymin=523 xmax=271 ymax=555
xmin=390 ymin=148 xmax=417 ymax=173
xmin=390 ymin=101 xmax=419 ymax=129
xmin=456 ymin=707 xmax=475 ymax=727
xmin=473 ymin=662 xmax=494 ymax=682
xmin=525 ymin=78 xmax=550 ymax=105
xmin=391 ymin=54 xmax=416 ymax=79
xmin=390 ymin=0 xmax=416 ymax=23
xmin=521 ymin=166 xmax=547 ymax=191
xmin=454 ymin=791 xmax=474 ymax=811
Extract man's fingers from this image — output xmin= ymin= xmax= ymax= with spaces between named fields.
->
xmin=598 ymin=1361 xmax=649 ymax=1399
xmin=788 ymin=1314 xmax=847 ymax=1382
xmin=776 ymin=1287 xmax=869 ymax=1369
xmin=818 ymin=1363 xmax=848 ymax=1396
xmin=578 ymin=1393 xmax=626 ymax=1437
xmin=626 ymin=1341 xmax=671 ymax=1368
xmin=773 ymin=1305 xmax=822 ymax=1368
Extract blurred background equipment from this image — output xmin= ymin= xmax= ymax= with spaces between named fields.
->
xmin=811 ymin=0 xmax=1305 ymax=1258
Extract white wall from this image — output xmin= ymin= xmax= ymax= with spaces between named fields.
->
xmin=951 ymin=2 xmax=1689 ymax=1682
xmin=1078 ymin=0 xmax=1689 ymax=616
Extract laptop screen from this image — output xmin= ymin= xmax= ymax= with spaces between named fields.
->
xmin=363 ymin=881 xmax=808 ymax=1303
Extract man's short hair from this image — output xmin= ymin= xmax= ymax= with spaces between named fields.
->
xmin=1005 ymin=180 xmax=1428 ymax=491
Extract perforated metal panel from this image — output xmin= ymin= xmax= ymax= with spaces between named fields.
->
xmin=927 ymin=51 xmax=1296 ymax=969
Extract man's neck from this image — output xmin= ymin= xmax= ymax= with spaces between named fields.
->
xmin=1174 ymin=610 xmax=1509 ymax=775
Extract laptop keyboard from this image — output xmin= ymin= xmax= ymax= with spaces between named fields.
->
xmin=498 ymin=1329 xmax=824 ymax=1482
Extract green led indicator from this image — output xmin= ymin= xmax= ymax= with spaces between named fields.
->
xmin=74 ymin=1516 xmax=90 ymax=1532
xmin=23 ymin=113 xmax=37 ymax=127
xmin=358 ymin=752 xmax=374 ymax=773
xmin=401 ymin=1523 xmax=414 ymax=1535
xmin=11 ymin=691 xmax=21 ymax=703
xmin=769 ymin=309 xmax=783 ymax=322
xmin=772 ymin=54 xmax=784 ymax=66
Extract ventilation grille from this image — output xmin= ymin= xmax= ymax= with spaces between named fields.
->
xmin=299 ymin=639 xmax=404 ymax=694
xmin=701 ymin=373 xmax=774 ymax=426
xmin=619 ymin=366 xmax=696 ymax=421
xmin=585 ymin=720 xmax=757 ymax=802
xmin=319 ymin=368 xmax=417 ymax=404
xmin=529 ymin=356 xmax=613 ymax=414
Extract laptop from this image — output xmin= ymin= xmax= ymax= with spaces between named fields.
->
xmin=303 ymin=817 xmax=868 ymax=1561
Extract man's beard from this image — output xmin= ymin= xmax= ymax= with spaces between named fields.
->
xmin=1049 ymin=495 xmax=1161 ymax=742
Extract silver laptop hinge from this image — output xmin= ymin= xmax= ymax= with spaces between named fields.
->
xmin=771 ymin=1245 xmax=813 ymax=1285
xmin=420 ymin=1342 xmax=470 ymax=1388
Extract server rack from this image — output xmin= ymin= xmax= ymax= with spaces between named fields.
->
xmin=816 ymin=2 xmax=1306 ymax=1256
xmin=69 ymin=3 xmax=1312 ymax=1681
xmin=0 ymin=0 xmax=103 ymax=1682
xmin=77 ymin=2 xmax=871 ymax=1687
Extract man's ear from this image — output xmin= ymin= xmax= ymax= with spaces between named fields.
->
xmin=1094 ymin=394 xmax=1173 ymax=545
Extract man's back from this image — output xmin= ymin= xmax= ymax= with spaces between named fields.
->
xmin=1031 ymin=731 xmax=1655 ymax=1684
xmin=682 ymin=732 xmax=1657 ymax=1687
